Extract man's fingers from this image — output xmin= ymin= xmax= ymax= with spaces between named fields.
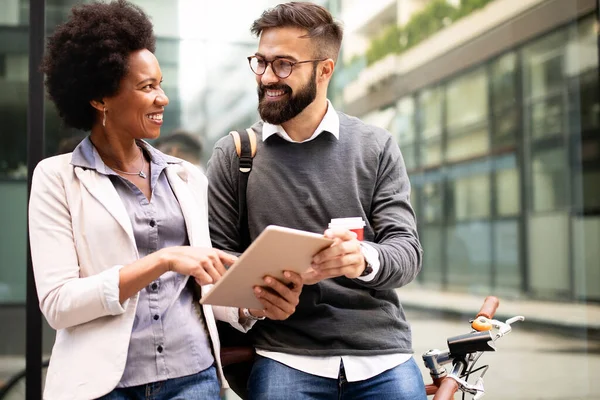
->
xmin=301 ymin=269 xmax=322 ymax=285
xmin=313 ymin=239 xmax=360 ymax=265
xmin=254 ymin=292 xmax=291 ymax=320
xmin=324 ymin=228 xmax=357 ymax=241
xmin=254 ymin=286 xmax=296 ymax=316
xmin=283 ymin=271 xmax=303 ymax=291
xmin=308 ymin=262 xmax=363 ymax=280
xmin=262 ymin=276 xmax=294 ymax=302
xmin=312 ymin=252 xmax=363 ymax=272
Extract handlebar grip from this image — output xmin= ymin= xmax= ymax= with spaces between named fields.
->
xmin=476 ymin=296 xmax=499 ymax=319
xmin=432 ymin=377 xmax=459 ymax=400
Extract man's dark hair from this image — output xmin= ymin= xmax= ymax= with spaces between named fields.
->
xmin=55 ymin=133 xmax=87 ymax=155
xmin=41 ymin=0 xmax=155 ymax=131
xmin=154 ymin=130 xmax=203 ymax=161
xmin=251 ymin=2 xmax=343 ymax=63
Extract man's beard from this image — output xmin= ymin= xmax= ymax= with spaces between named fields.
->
xmin=257 ymin=67 xmax=317 ymax=125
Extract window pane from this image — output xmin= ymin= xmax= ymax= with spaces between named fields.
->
xmin=573 ymin=216 xmax=600 ymax=299
xmin=449 ymin=173 xmax=491 ymax=221
xmin=492 ymin=108 xmax=517 ymax=148
xmin=494 ymin=152 xmax=520 ymax=216
xmin=531 ymin=147 xmax=568 ymax=212
xmin=523 ymin=30 xmax=566 ymax=100
xmin=494 ymin=220 xmax=521 ymax=291
xmin=528 ymin=95 xmax=564 ymax=139
xmin=565 ymin=16 xmax=597 ymax=78
xmin=447 ymin=222 xmax=492 ymax=291
xmin=0 ymin=54 xmax=28 ymax=178
xmin=496 ymin=167 xmax=520 ymax=216
xmin=491 ymin=52 xmax=517 ymax=111
xmin=362 ymin=106 xmax=395 ymax=130
xmin=418 ymin=88 xmax=443 ymax=140
xmin=420 ymin=226 xmax=443 ymax=285
xmin=569 ymin=71 xmax=600 ymax=132
xmin=566 ymin=17 xmax=599 ymax=133
xmin=1 ymin=0 xmax=29 ymax=389
xmin=446 ymin=128 xmax=489 ymax=162
xmin=400 ymin=144 xmax=417 ymax=171
xmin=446 ymin=68 xmax=488 ymax=130
xmin=528 ymin=213 xmax=570 ymax=296
xmin=420 ymin=139 xmax=442 ymax=167
xmin=421 ymin=180 xmax=444 ymax=224
xmin=390 ymin=96 xmax=416 ymax=144
xmin=581 ymin=169 xmax=600 ymax=211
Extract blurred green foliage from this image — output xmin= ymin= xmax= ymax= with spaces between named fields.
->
xmin=365 ymin=0 xmax=495 ymax=66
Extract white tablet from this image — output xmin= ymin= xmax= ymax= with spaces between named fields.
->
xmin=200 ymin=225 xmax=334 ymax=309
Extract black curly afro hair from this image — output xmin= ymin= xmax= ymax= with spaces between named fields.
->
xmin=42 ymin=0 xmax=155 ymax=131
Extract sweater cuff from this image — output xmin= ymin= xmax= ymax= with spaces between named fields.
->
xmin=357 ymin=242 xmax=380 ymax=282
xmin=102 ymin=265 xmax=128 ymax=315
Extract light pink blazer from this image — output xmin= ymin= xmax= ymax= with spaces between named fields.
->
xmin=29 ymin=153 xmax=241 ymax=400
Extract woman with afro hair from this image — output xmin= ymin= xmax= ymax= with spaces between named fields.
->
xmin=28 ymin=1 xmax=302 ymax=399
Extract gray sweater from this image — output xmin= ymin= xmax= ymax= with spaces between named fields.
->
xmin=207 ymin=112 xmax=422 ymax=356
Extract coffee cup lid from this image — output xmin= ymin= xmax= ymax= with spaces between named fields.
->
xmin=328 ymin=217 xmax=365 ymax=229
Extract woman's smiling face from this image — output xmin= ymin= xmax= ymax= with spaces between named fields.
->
xmin=102 ymin=49 xmax=169 ymax=140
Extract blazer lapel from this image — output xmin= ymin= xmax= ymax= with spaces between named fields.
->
xmin=74 ymin=167 xmax=136 ymax=243
xmin=165 ymin=165 xmax=201 ymax=246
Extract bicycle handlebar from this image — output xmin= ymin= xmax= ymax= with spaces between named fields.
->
xmin=475 ymin=296 xmax=499 ymax=319
xmin=424 ymin=296 xmax=504 ymax=399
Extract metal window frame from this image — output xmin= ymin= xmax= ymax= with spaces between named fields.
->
xmin=26 ymin=0 xmax=45 ymax=399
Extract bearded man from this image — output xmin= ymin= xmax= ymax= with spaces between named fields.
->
xmin=206 ymin=2 xmax=426 ymax=399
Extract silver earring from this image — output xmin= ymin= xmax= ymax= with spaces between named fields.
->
xmin=102 ymin=108 xmax=107 ymax=127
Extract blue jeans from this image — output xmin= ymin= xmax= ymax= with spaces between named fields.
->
xmin=96 ymin=366 xmax=220 ymax=400
xmin=247 ymin=356 xmax=427 ymax=400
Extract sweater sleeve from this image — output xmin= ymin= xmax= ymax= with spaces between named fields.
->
xmin=206 ymin=140 xmax=245 ymax=255
xmin=354 ymin=136 xmax=423 ymax=290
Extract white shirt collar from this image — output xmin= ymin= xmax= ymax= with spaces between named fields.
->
xmin=262 ymin=99 xmax=340 ymax=143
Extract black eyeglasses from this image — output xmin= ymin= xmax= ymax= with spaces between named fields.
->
xmin=247 ymin=56 xmax=326 ymax=79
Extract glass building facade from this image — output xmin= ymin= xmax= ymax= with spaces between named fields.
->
xmin=340 ymin=0 xmax=600 ymax=302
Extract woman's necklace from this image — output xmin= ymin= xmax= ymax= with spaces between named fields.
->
xmin=107 ymin=147 xmax=147 ymax=179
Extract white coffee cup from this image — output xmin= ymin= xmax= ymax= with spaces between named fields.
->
xmin=328 ymin=217 xmax=366 ymax=241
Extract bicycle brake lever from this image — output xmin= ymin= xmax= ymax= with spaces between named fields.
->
xmin=506 ymin=316 xmax=525 ymax=325
xmin=447 ymin=375 xmax=485 ymax=399
xmin=492 ymin=315 xmax=525 ymax=337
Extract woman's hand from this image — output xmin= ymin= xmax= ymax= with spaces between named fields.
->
xmin=247 ymin=271 xmax=303 ymax=321
xmin=158 ymin=246 xmax=237 ymax=285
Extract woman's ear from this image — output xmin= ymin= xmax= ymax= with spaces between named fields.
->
xmin=89 ymin=99 xmax=105 ymax=112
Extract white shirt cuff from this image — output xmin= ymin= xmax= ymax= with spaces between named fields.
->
xmin=227 ymin=307 xmax=256 ymax=332
xmin=102 ymin=264 xmax=128 ymax=315
xmin=357 ymin=242 xmax=380 ymax=282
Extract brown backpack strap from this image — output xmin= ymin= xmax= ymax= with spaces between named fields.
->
xmin=230 ymin=129 xmax=257 ymax=161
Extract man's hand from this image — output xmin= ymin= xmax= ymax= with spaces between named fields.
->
xmin=302 ymin=229 xmax=366 ymax=285
xmin=247 ymin=271 xmax=303 ymax=320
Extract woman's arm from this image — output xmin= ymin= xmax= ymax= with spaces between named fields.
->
xmin=29 ymin=160 xmax=133 ymax=330
xmin=29 ymin=160 xmax=233 ymax=330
